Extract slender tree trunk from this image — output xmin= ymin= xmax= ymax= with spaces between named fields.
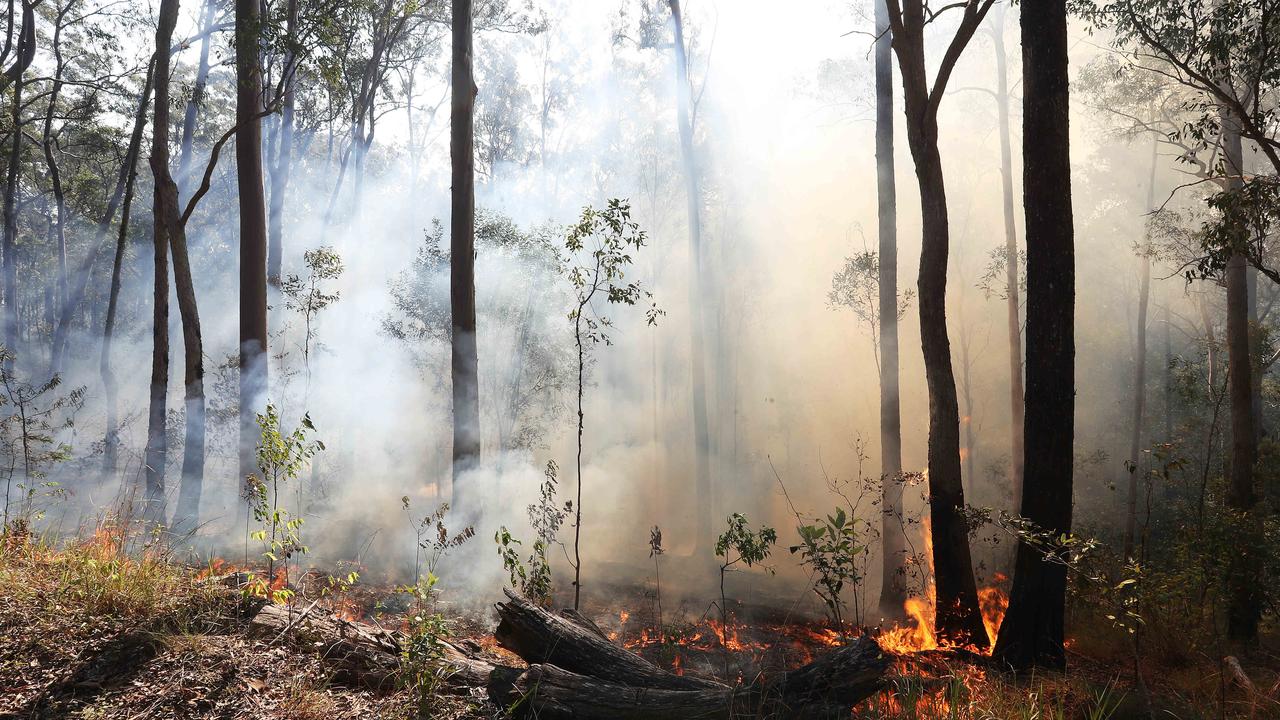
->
xmin=101 ymin=62 xmax=153 ymax=474
xmin=992 ymin=14 xmax=1024 ymax=506
xmin=1122 ymin=138 xmax=1157 ymax=560
xmin=169 ymin=201 xmax=206 ymax=529
xmin=237 ymin=0 xmax=270 ymax=482
xmin=266 ymin=0 xmax=297 ymax=288
xmin=669 ymin=0 xmax=713 ymax=551
xmin=176 ymin=0 xmax=217 ymax=195
xmin=1221 ymin=106 xmax=1260 ymax=645
xmin=886 ymin=0 xmax=991 ymax=645
xmin=874 ymin=0 xmax=907 ymax=614
xmin=993 ymin=0 xmax=1075 ymax=670
xmin=1 ymin=0 xmax=34 ymax=372
xmin=450 ymin=0 xmax=481 ymax=509
xmin=41 ymin=6 xmax=70 ymax=352
xmin=145 ymin=0 xmax=183 ymax=525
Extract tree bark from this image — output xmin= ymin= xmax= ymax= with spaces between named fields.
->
xmin=100 ymin=61 xmax=155 ymax=474
xmin=238 ymin=0 xmax=270 ymax=482
xmin=669 ymin=0 xmax=714 ymax=551
xmin=874 ymin=0 xmax=907 ymax=614
xmin=1221 ymin=105 xmax=1260 ymax=645
xmin=450 ymin=0 xmax=481 ymax=507
xmin=993 ymin=0 xmax=1075 ymax=671
xmin=145 ymin=0 xmax=182 ymax=525
xmin=991 ymin=10 xmax=1025 ymax=507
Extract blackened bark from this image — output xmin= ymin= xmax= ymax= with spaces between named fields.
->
xmin=992 ymin=12 xmax=1025 ymax=507
xmin=238 ymin=0 xmax=270 ymax=481
xmin=451 ymin=0 xmax=481 ymax=505
xmin=993 ymin=0 xmax=1075 ymax=670
xmin=669 ymin=0 xmax=714 ymax=551
xmin=101 ymin=61 xmax=154 ymax=474
xmin=874 ymin=0 xmax=906 ymax=613
xmin=145 ymin=0 xmax=182 ymax=524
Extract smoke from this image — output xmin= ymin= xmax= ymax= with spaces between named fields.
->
xmin=25 ymin=0 xmax=1211 ymax=616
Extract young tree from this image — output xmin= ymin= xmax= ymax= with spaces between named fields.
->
xmin=883 ymin=0 xmax=995 ymax=645
xmin=994 ymin=0 xmax=1075 ymax=670
xmin=560 ymin=199 xmax=660 ymax=610
xmin=451 ymin=0 xmax=481 ymax=512
xmin=872 ymin=0 xmax=908 ymax=613
xmin=238 ymin=0 xmax=271 ymax=485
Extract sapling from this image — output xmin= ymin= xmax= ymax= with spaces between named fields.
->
xmin=714 ymin=513 xmax=776 ymax=677
xmin=559 ymin=199 xmax=662 ymax=610
xmin=650 ymin=525 xmax=664 ymax=640
xmin=790 ymin=507 xmax=866 ymax=633
xmin=401 ymin=497 xmax=475 ymax=611
xmin=246 ymin=403 xmax=323 ymax=604
xmin=0 ymin=350 xmax=81 ymax=530
xmin=280 ymin=246 xmax=343 ymax=377
xmin=495 ymin=460 xmax=567 ymax=606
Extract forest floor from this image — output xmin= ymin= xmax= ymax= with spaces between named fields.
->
xmin=0 ymin=530 xmax=1277 ymax=720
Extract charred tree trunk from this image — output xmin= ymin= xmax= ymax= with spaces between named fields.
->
xmin=266 ymin=0 xmax=297 ymax=288
xmin=993 ymin=0 xmax=1075 ymax=671
xmin=450 ymin=0 xmax=481 ymax=507
xmin=1 ymin=0 xmax=34 ymax=372
xmin=1221 ymin=107 xmax=1260 ymax=645
xmin=145 ymin=0 xmax=182 ymax=525
xmin=176 ymin=0 xmax=217 ymax=195
xmin=100 ymin=62 xmax=154 ymax=475
xmin=1122 ymin=137 xmax=1158 ymax=561
xmin=991 ymin=11 xmax=1024 ymax=507
xmin=237 ymin=0 xmax=270 ymax=481
xmin=874 ymin=0 xmax=907 ymax=614
xmin=886 ymin=0 xmax=991 ymax=644
xmin=669 ymin=0 xmax=714 ymax=551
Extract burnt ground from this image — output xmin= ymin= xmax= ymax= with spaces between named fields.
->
xmin=2 ymin=538 xmax=1277 ymax=720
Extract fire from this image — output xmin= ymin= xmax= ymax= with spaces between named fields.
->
xmin=707 ymin=619 xmax=749 ymax=652
xmin=875 ymin=519 xmax=1010 ymax=655
xmin=979 ymin=577 xmax=1010 ymax=647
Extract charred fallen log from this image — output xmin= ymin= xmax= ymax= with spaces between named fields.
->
xmin=494 ymin=587 xmax=725 ymax=691
xmin=494 ymin=588 xmax=890 ymax=718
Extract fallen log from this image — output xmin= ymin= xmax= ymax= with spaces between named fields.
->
xmin=506 ymin=636 xmax=889 ymax=720
xmin=495 ymin=587 xmax=725 ymax=691
xmin=494 ymin=588 xmax=889 ymax=718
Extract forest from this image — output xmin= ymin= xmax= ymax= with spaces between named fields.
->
xmin=0 ymin=0 xmax=1277 ymax=717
